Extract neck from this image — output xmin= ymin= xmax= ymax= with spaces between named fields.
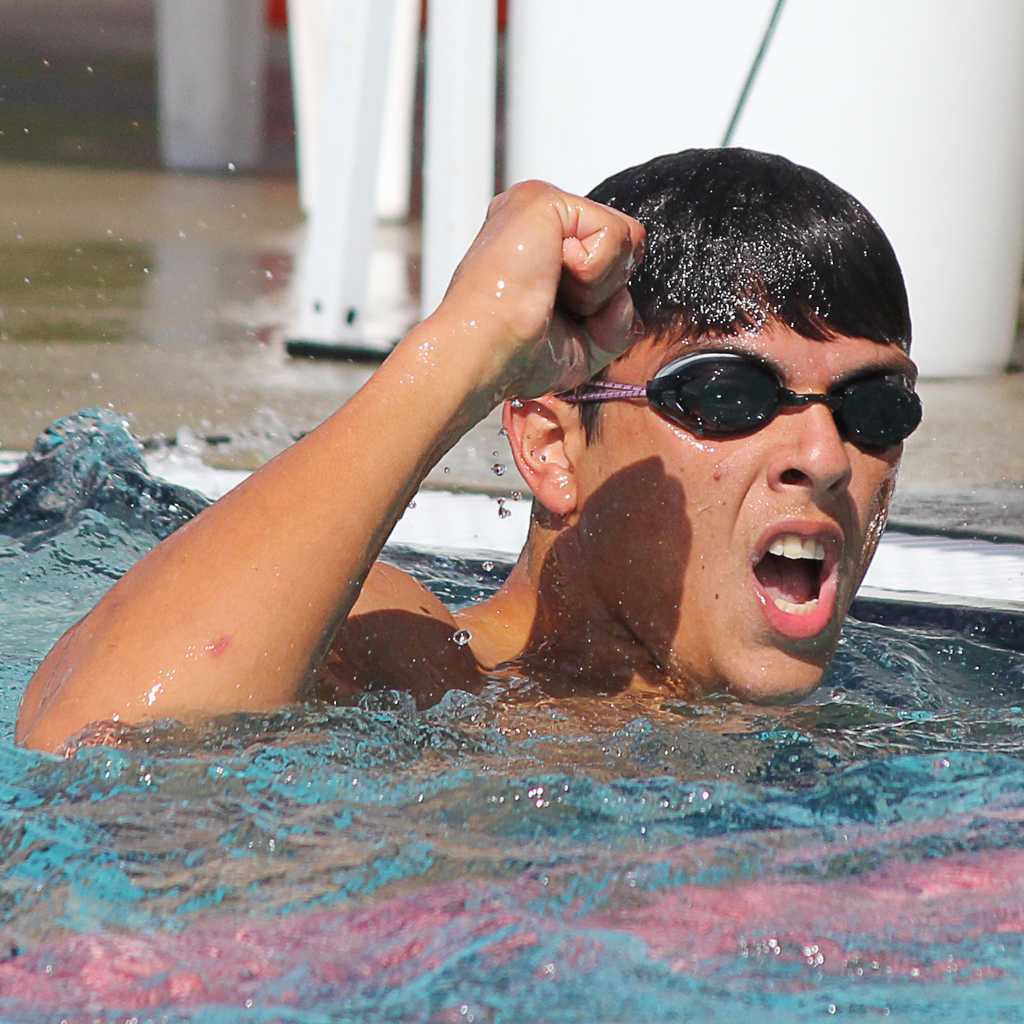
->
xmin=457 ymin=506 xmax=672 ymax=695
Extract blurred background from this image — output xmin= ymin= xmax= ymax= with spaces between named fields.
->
xmin=0 ymin=0 xmax=1022 ymax=534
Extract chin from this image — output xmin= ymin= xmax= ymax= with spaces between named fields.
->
xmin=717 ymin=651 xmax=830 ymax=705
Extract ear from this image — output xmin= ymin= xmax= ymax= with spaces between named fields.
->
xmin=502 ymin=396 xmax=585 ymax=520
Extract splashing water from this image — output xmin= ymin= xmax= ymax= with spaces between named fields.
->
xmin=0 ymin=410 xmax=1023 ymax=1022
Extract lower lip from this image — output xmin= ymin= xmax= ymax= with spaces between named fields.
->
xmin=752 ymin=563 xmax=839 ymax=641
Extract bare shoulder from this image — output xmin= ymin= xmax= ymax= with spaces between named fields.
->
xmin=315 ymin=560 xmax=480 ymax=704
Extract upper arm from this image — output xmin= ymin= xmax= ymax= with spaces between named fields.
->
xmin=15 ymin=622 xmax=79 ymax=750
xmin=17 ymin=562 xmax=477 ymax=753
xmin=315 ymin=561 xmax=480 ymax=704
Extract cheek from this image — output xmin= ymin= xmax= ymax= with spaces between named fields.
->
xmin=662 ymin=421 xmax=720 ymax=458
xmin=851 ymin=450 xmax=901 ymax=559
xmin=853 ymin=451 xmax=900 ymax=521
xmin=580 ymin=414 xmax=759 ymax=571
xmin=674 ymin=439 xmax=761 ymax=530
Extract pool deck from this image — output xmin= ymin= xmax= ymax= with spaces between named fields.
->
xmin=1 ymin=160 xmax=1022 ymax=543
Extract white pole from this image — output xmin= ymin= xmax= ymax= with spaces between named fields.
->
xmin=287 ymin=0 xmax=330 ymax=215
xmin=155 ymin=0 xmax=266 ymax=172
xmin=421 ymin=0 xmax=497 ymax=319
xmin=376 ymin=0 xmax=420 ymax=222
xmin=291 ymin=0 xmax=416 ymax=220
xmin=288 ymin=0 xmax=396 ymax=348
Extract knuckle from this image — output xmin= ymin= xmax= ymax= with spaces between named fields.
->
xmin=487 ymin=180 xmax=554 ymax=221
xmin=505 ymin=179 xmax=558 ymax=206
xmin=515 ymin=178 xmax=554 ymax=196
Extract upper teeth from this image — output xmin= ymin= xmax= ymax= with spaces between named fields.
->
xmin=769 ymin=535 xmax=825 ymax=560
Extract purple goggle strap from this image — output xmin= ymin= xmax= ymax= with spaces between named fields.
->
xmin=558 ymin=380 xmax=647 ymax=404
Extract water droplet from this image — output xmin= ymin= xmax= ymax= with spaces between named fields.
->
xmin=511 ymin=490 xmax=522 ymax=501
xmin=227 ymin=161 xmax=237 ymax=172
xmin=406 ymin=499 xmax=416 ymax=509
xmin=491 ymin=463 xmax=506 ymax=476
xmin=497 ymin=498 xmax=512 ymax=520
xmin=442 ymin=466 xmax=450 ymax=475
xmin=482 ymin=561 xmax=495 ymax=572
xmin=510 ymin=398 xmax=524 ymax=409
xmin=451 ymin=628 xmax=472 ymax=647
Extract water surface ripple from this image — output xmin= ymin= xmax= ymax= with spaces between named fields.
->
xmin=1 ymin=410 xmax=1023 ymax=1022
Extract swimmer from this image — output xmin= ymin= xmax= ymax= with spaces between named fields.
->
xmin=16 ymin=148 xmax=920 ymax=752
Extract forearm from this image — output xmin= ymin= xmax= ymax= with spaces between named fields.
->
xmin=17 ymin=313 xmax=497 ymax=750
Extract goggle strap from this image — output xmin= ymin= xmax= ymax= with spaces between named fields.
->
xmin=559 ymin=381 xmax=648 ymax=404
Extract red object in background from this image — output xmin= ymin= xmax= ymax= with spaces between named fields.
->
xmin=267 ymin=0 xmax=287 ymax=30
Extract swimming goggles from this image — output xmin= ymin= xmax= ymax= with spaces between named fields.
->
xmin=562 ymin=351 xmax=922 ymax=448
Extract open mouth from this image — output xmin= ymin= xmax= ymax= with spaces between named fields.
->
xmin=753 ymin=535 xmax=827 ymax=614
xmin=751 ymin=529 xmax=840 ymax=639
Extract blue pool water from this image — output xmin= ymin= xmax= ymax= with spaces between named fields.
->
xmin=1 ymin=410 xmax=1024 ymax=1022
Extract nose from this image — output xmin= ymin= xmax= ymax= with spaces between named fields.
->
xmin=765 ymin=402 xmax=853 ymax=500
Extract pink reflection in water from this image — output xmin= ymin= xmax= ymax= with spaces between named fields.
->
xmin=0 ymin=849 xmax=1021 ymax=1012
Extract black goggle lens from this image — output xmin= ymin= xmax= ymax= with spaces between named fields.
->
xmin=832 ymin=375 xmax=922 ymax=448
xmin=649 ymin=356 xmax=920 ymax=447
xmin=657 ymin=360 xmax=780 ymax=435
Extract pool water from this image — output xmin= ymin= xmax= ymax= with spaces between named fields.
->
xmin=1 ymin=409 xmax=1024 ymax=1022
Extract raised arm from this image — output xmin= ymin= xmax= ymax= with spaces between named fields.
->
xmin=16 ymin=182 xmax=645 ymax=752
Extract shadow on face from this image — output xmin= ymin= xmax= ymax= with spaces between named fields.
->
xmin=509 ymin=456 xmax=690 ymax=697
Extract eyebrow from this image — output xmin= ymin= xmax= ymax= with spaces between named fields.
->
xmin=667 ymin=338 xmax=919 ymax=387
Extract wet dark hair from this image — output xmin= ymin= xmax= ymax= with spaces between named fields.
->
xmin=580 ymin=147 xmax=912 ymax=440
